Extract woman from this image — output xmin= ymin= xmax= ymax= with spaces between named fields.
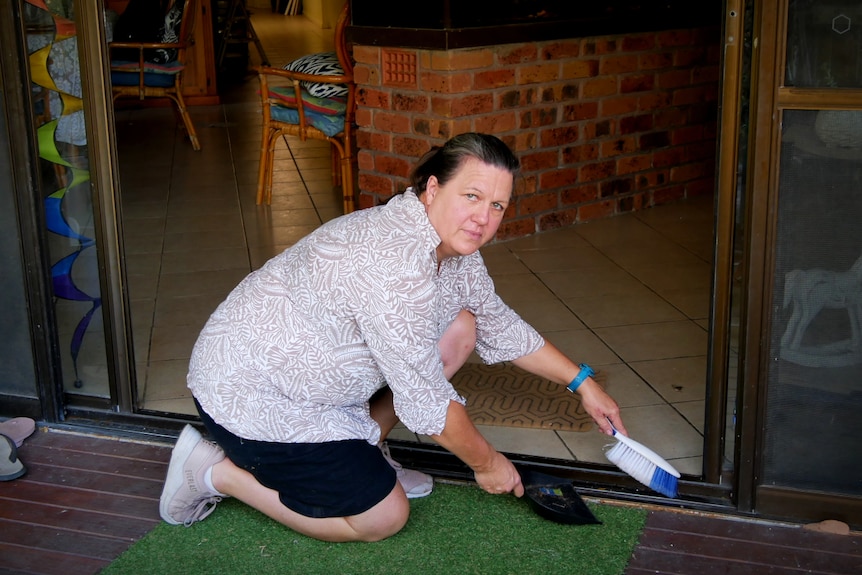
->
xmin=160 ymin=133 xmax=626 ymax=541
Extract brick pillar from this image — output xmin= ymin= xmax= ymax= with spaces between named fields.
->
xmin=353 ymin=27 xmax=720 ymax=240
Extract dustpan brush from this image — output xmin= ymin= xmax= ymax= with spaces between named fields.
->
xmin=604 ymin=425 xmax=680 ymax=498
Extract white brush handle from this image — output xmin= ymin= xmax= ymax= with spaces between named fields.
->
xmin=611 ymin=427 xmax=680 ymax=478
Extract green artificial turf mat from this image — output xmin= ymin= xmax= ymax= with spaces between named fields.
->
xmin=103 ymin=483 xmax=646 ymax=575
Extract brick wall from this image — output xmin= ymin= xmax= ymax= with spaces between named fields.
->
xmin=352 ymin=26 xmax=721 ymax=240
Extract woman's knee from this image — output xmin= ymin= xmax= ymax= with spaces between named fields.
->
xmin=439 ymin=310 xmax=476 ymax=377
xmin=348 ymin=486 xmax=410 ymax=541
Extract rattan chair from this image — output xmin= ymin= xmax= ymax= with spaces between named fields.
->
xmin=109 ymin=0 xmax=200 ymax=151
xmin=255 ymin=2 xmax=355 ymax=213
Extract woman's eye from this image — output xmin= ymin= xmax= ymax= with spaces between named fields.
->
xmin=492 ymin=202 xmax=505 ymax=211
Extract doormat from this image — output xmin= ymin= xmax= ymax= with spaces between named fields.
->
xmin=450 ymin=362 xmax=594 ymax=432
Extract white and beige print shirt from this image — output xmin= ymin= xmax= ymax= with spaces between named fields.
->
xmin=188 ymin=191 xmax=544 ymax=444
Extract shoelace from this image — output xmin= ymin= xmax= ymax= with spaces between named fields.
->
xmin=182 ymin=495 xmax=222 ymax=527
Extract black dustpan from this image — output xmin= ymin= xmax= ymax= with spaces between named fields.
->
xmin=519 ymin=468 xmax=601 ymax=525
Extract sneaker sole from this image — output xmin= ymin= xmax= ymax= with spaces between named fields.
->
xmin=159 ymin=425 xmax=203 ymax=525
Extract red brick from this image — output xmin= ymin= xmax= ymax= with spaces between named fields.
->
xmin=357 ymin=150 xmax=375 ymax=171
xmin=354 ymin=108 xmax=373 ymax=128
xmin=520 ymin=107 xmax=558 ymax=129
xmin=541 ymin=41 xmax=580 ymax=60
xmin=393 ymin=92 xmax=428 ymax=112
xmin=438 ymin=49 xmax=495 ymax=71
xmin=583 ymin=77 xmax=618 ymax=98
xmin=563 ymin=101 xmax=599 ymax=121
xmin=578 ymin=199 xmax=616 ymax=221
xmin=519 ymin=192 xmax=559 ymax=216
xmin=617 ymin=154 xmax=652 ymax=175
xmin=353 ymin=45 xmax=380 ymax=65
xmin=639 ymin=52 xmax=674 ymax=70
xmin=672 ymin=125 xmax=704 ymax=145
xmin=474 ymin=68 xmax=517 ymax=89
xmin=601 ymin=96 xmax=638 ymax=117
xmin=374 ymin=112 xmax=411 ymax=133
xmin=500 ymin=88 xmax=537 ymax=109
xmin=358 ymin=87 xmax=389 ymax=109
xmin=618 ymin=192 xmax=647 ymax=213
xmin=657 ymin=30 xmax=693 ymax=48
xmin=514 ymin=131 xmax=538 ymax=152
xmin=657 ymin=69 xmax=692 ymax=90
xmin=639 ymin=92 xmax=672 ymax=111
xmin=539 ymin=208 xmax=578 ymax=231
xmin=583 ymin=39 xmax=617 ymax=55
xmin=582 ymin=120 xmax=614 ymax=140
xmin=579 ymin=160 xmax=615 ymax=182
xmin=360 ymin=172 xmax=396 ymax=195
xmin=393 ymin=136 xmax=432 ymax=158
xmin=654 ymin=107 xmax=688 ymax=128
xmin=562 ymin=60 xmax=599 ymax=79
xmin=601 ymin=137 xmax=637 ymax=157
xmin=675 ymin=47 xmax=708 ymax=68
xmin=375 ymin=154 xmax=412 ymax=179
xmin=353 ymin=64 xmax=374 ymax=86
xmin=539 ymin=167 xmax=579 ymax=189
xmin=622 ymin=34 xmax=655 ymax=52
xmin=653 ymin=148 xmax=686 ymax=168
xmin=600 ymin=177 xmax=634 ymax=197
xmin=496 ymin=217 xmax=537 ymax=240
xmin=420 ymin=71 xmax=472 ymax=94
xmin=540 ymin=126 xmax=579 ymax=147
xmin=637 ymin=170 xmax=668 ymax=189
xmin=357 ymin=130 xmax=391 ymax=153
xmin=518 ymin=63 xmax=561 ymax=85
xmin=621 ymin=74 xmax=655 ymax=93
xmin=520 ymin=150 xmax=559 ymax=171
xmin=498 ymin=44 xmax=538 ymax=65
xmin=473 ymin=111 xmax=517 ymax=133
xmin=451 ymin=93 xmax=495 ymax=117
xmin=413 ymin=117 xmax=455 ymax=139
xmin=673 ymin=86 xmax=711 ymax=106
xmin=563 ymin=143 xmax=598 ymax=164
xmin=561 ymin=184 xmax=598 ymax=205
xmin=601 ymin=55 xmax=639 ymax=75
xmin=619 ymin=113 xmax=653 ymax=134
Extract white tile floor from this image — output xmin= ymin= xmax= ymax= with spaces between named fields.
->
xmin=117 ymin=10 xmax=713 ymax=477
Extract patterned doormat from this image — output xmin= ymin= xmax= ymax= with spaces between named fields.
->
xmin=450 ymin=362 xmax=594 ymax=432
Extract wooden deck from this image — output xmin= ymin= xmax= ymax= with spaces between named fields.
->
xmin=1 ymin=428 xmax=859 ymax=575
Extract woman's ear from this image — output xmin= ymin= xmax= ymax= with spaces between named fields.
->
xmin=423 ymin=175 xmax=439 ymax=205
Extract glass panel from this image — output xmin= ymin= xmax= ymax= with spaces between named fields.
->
xmin=786 ymin=0 xmax=862 ymax=88
xmin=24 ymin=1 xmax=108 ymax=398
xmin=765 ymin=109 xmax=862 ymax=496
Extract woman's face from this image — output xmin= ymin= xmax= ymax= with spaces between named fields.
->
xmin=421 ymin=157 xmax=513 ymax=260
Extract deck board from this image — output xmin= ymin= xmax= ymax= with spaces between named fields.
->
xmin=1 ymin=428 xmax=860 ymax=575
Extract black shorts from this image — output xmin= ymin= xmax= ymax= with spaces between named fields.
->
xmin=195 ymin=399 xmax=397 ymax=519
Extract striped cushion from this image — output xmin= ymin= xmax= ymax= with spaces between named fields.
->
xmin=283 ymin=52 xmax=348 ymax=99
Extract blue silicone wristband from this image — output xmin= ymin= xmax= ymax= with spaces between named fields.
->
xmin=566 ymin=363 xmax=594 ymax=393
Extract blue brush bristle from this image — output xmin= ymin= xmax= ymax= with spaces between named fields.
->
xmin=649 ymin=467 xmax=679 ymax=498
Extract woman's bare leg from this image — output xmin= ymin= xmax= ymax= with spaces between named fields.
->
xmin=211 ymin=457 xmax=409 ymax=542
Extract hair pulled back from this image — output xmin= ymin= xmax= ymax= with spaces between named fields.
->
xmin=409 ymin=133 xmax=520 ymax=196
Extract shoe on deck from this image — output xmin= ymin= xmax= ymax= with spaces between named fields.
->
xmin=159 ymin=425 xmax=226 ymax=526
xmin=0 ymin=433 xmax=25 ymax=482
xmin=380 ymin=441 xmax=433 ymax=499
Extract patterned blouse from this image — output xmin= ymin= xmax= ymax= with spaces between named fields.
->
xmin=188 ymin=191 xmax=545 ymax=444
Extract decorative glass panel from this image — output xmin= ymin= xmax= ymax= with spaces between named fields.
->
xmin=25 ymin=1 xmax=108 ymax=398
xmin=765 ymin=109 xmax=862 ymax=496
xmin=786 ymin=0 xmax=862 ymax=88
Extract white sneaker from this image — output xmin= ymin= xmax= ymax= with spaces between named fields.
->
xmin=160 ymin=425 xmax=227 ymax=526
xmin=379 ymin=442 xmax=433 ymax=499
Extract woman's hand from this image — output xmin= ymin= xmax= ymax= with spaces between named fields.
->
xmin=577 ymin=378 xmax=627 ymax=436
xmin=473 ymin=451 xmax=524 ymax=497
